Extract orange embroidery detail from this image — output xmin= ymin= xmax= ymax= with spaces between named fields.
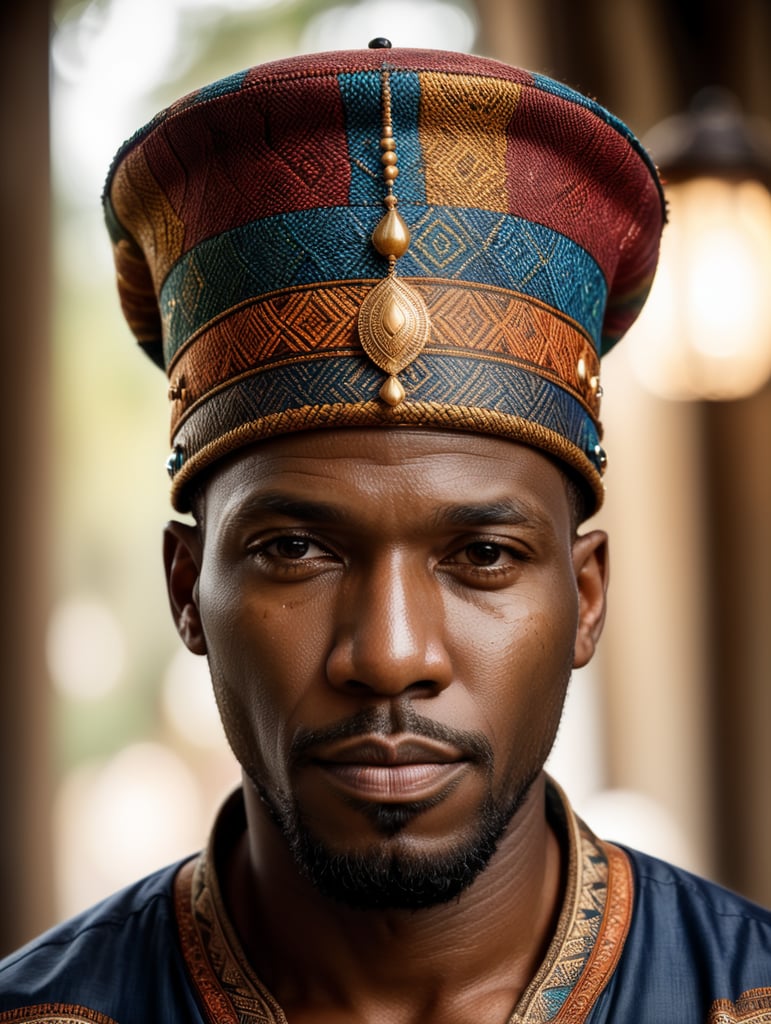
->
xmin=174 ymin=857 xmax=282 ymax=1023
xmin=169 ymin=280 xmax=598 ymax=433
xmin=173 ymin=859 xmax=240 ymax=1024
xmin=709 ymin=989 xmax=771 ymax=1023
xmin=553 ymin=842 xmax=634 ymax=1021
xmin=0 ymin=1005 xmax=117 ymax=1024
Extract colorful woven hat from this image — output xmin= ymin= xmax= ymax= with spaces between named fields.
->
xmin=103 ymin=45 xmax=665 ymax=512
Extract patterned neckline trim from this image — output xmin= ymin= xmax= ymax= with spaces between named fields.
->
xmin=173 ymin=778 xmax=633 ymax=1023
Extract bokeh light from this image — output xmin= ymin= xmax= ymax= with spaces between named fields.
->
xmin=162 ymin=647 xmax=227 ymax=751
xmin=54 ymin=742 xmax=205 ymax=916
xmin=46 ymin=595 xmax=126 ymax=701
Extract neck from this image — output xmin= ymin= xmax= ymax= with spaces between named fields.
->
xmin=223 ymin=773 xmax=563 ymax=1024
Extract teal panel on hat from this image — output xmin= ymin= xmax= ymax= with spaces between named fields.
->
xmin=339 ymin=69 xmax=426 ymax=208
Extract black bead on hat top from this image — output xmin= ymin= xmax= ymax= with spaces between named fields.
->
xmin=368 ymin=37 xmax=392 ymax=48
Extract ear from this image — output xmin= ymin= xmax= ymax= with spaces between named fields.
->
xmin=571 ymin=529 xmax=609 ymax=669
xmin=163 ymin=521 xmax=207 ymax=656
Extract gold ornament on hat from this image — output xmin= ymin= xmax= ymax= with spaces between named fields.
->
xmin=358 ymin=67 xmax=431 ymax=407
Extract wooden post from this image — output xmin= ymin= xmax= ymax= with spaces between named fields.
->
xmin=0 ymin=0 xmax=55 ymax=953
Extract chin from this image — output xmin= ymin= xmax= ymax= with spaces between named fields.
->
xmin=262 ymin=776 xmax=537 ymax=911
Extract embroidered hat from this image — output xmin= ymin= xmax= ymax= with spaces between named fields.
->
xmin=103 ymin=46 xmax=665 ymax=512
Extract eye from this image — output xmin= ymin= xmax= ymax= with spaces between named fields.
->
xmin=439 ymin=537 xmax=531 ymax=586
xmin=257 ymin=534 xmax=331 ymax=561
xmin=271 ymin=536 xmax=316 ymax=559
xmin=450 ymin=541 xmax=524 ymax=568
xmin=246 ymin=532 xmax=337 ymax=578
xmin=462 ymin=541 xmax=506 ymax=566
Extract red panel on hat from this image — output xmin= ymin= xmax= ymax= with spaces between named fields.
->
xmin=140 ymin=74 xmax=352 ymax=253
xmin=505 ymin=86 xmax=660 ymax=287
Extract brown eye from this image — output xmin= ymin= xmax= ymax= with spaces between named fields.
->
xmin=464 ymin=542 xmax=502 ymax=566
xmin=273 ymin=537 xmax=311 ymax=559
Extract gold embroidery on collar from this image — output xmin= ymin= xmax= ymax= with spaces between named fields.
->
xmin=175 ymin=856 xmax=284 ymax=1024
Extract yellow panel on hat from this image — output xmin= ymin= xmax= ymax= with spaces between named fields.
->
xmin=419 ymin=72 xmax=522 ymax=212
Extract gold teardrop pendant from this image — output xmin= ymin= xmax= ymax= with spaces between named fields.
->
xmin=372 ymin=208 xmax=411 ymax=259
xmin=358 ymin=275 xmax=430 ymax=375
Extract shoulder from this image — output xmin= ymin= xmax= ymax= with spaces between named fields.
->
xmin=594 ymin=845 xmax=771 ymax=1022
xmin=0 ymin=858 xmax=202 ymax=1022
xmin=624 ymin=844 xmax=771 ymax=939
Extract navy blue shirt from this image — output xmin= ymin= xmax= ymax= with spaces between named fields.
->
xmin=2 ymin=787 xmax=770 ymax=1022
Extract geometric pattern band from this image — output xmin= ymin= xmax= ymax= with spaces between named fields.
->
xmin=168 ymin=351 xmax=604 ymax=511
xmin=509 ymin=809 xmax=633 ymax=1022
xmin=159 ymin=206 xmax=608 ymax=367
xmin=167 ymin=280 xmax=602 ymax=435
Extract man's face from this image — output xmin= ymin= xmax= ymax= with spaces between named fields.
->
xmin=167 ymin=429 xmax=606 ymax=908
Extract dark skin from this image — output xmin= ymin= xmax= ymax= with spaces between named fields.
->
xmin=164 ymin=428 xmax=608 ymax=1024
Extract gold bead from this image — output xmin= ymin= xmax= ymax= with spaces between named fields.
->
xmin=383 ymin=165 xmax=399 ymax=181
xmin=372 ymin=207 xmax=411 ymax=258
xmin=380 ymin=137 xmax=396 ymax=151
xmin=168 ymin=375 xmax=187 ymax=401
xmin=381 ymin=150 xmax=397 ymax=166
xmin=379 ymin=375 xmax=406 ymax=406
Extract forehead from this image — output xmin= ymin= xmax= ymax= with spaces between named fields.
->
xmin=198 ymin=429 xmax=573 ymax=532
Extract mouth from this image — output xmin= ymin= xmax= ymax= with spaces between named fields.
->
xmin=310 ymin=734 xmax=470 ymax=803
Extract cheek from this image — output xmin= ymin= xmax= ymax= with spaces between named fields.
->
xmin=197 ymin=571 xmax=334 ymax=779
xmin=447 ymin=587 xmax=578 ymax=753
xmin=450 ymin=578 xmax=578 ymax=677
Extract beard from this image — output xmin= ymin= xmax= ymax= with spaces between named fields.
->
xmin=251 ymin=704 xmax=540 ymax=911
xmin=272 ymin=788 xmax=529 ymax=910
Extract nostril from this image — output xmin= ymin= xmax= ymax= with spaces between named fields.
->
xmin=342 ymin=679 xmax=371 ymax=695
xmin=404 ymin=680 xmax=440 ymax=697
xmin=340 ymin=678 xmax=440 ymax=698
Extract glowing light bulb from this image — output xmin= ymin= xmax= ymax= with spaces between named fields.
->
xmin=630 ymin=177 xmax=771 ymax=400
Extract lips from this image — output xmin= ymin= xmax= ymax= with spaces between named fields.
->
xmin=309 ymin=734 xmax=470 ymax=803
xmin=315 ymin=734 xmax=465 ymax=765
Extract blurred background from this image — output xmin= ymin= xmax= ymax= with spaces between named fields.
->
xmin=1 ymin=0 xmax=770 ymax=953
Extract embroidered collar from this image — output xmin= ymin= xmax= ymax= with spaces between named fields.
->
xmin=174 ymin=779 xmax=633 ymax=1023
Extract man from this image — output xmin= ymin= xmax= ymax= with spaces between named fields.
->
xmin=1 ymin=42 xmax=770 ymax=1023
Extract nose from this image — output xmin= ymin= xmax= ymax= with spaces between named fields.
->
xmin=325 ymin=550 xmax=453 ymax=698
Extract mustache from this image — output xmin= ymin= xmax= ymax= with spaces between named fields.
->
xmin=289 ymin=702 xmax=494 ymax=770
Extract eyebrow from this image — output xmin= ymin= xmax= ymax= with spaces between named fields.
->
xmin=225 ymin=493 xmax=549 ymax=532
xmin=227 ymin=492 xmax=350 ymax=526
xmin=430 ymin=498 xmax=547 ymax=530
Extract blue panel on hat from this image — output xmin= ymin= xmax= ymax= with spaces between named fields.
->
xmin=159 ymin=206 xmax=606 ymax=365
